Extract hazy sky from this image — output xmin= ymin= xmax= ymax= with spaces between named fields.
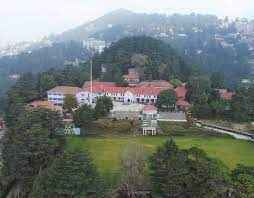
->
xmin=1 ymin=0 xmax=254 ymax=46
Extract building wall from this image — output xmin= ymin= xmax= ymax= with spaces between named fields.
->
xmin=47 ymin=92 xmax=65 ymax=106
xmin=48 ymin=90 xmax=158 ymax=107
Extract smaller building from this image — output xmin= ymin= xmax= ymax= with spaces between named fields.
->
xmin=216 ymin=89 xmax=235 ymax=100
xmin=142 ymin=105 xmax=158 ymax=120
xmin=123 ymin=68 xmax=140 ymax=85
xmin=110 ymin=102 xmax=144 ymax=120
xmin=83 ymin=38 xmax=107 ymax=54
xmin=141 ymin=120 xmax=158 ymax=136
xmin=47 ymin=86 xmax=82 ymax=106
xmin=141 ymin=105 xmax=158 ymax=136
xmin=28 ymin=100 xmax=63 ymax=113
xmin=175 ymin=84 xmax=191 ymax=111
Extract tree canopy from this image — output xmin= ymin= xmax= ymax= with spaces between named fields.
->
xmin=73 ymin=104 xmax=96 ymax=128
xmin=30 ymin=151 xmax=104 ymax=198
xmin=63 ymin=94 xmax=78 ymax=112
xmin=93 ymin=36 xmax=191 ymax=82
xmin=156 ymin=90 xmax=176 ymax=111
xmin=149 ymin=139 xmax=231 ymax=197
xmin=95 ymin=96 xmax=113 ymax=118
xmin=1 ymin=108 xmax=64 ymax=197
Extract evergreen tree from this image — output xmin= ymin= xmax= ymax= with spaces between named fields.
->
xmin=232 ymin=165 xmax=254 ymax=197
xmin=30 ymin=151 xmax=104 ymax=198
xmin=149 ymin=139 xmax=232 ymax=197
xmin=73 ymin=104 xmax=96 ymax=127
xmin=95 ymin=96 xmax=113 ymax=118
xmin=1 ymin=109 xmax=64 ymax=197
xmin=156 ymin=90 xmax=176 ymax=111
xmin=210 ymin=72 xmax=225 ymax=89
xmin=64 ymin=94 xmax=78 ymax=112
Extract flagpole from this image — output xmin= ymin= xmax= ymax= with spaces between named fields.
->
xmin=90 ymin=57 xmax=93 ymax=105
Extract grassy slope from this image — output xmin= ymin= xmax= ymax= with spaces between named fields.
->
xmin=67 ymin=135 xmax=254 ymax=176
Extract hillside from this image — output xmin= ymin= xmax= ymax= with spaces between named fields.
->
xmin=53 ymin=9 xmax=251 ymax=87
xmin=92 ymin=36 xmax=191 ymax=82
xmin=0 ymin=41 xmax=88 ymax=96
xmin=54 ymin=9 xmax=218 ymax=43
xmin=54 ymin=9 xmax=140 ymax=42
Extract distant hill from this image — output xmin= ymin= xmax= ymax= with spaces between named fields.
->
xmin=92 ymin=36 xmax=191 ymax=82
xmin=53 ymin=9 xmax=218 ymax=43
xmin=54 ymin=9 xmax=140 ymax=42
xmin=0 ymin=41 xmax=88 ymax=96
xmin=0 ymin=41 xmax=87 ymax=74
xmin=52 ymin=9 xmax=251 ymax=87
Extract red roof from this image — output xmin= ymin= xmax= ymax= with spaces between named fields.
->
xmin=175 ymin=84 xmax=188 ymax=99
xmin=137 ymin=80 xmax=174 ymax=89
xmin=143 ymin=105 xmax=157 ymax=112
xmin=82 ymin=81 xmax=170 ymax=96
xmin=217 ymin=89 xmax=235 ymax=100
xmin=220 ymin=92 xmax=235 ymax=100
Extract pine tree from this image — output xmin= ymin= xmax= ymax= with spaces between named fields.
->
xmin=30 ymin=151 xmax=105 ymax=198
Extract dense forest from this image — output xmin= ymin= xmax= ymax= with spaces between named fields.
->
xmin=93 ymin=36 xmax=191 ymax=82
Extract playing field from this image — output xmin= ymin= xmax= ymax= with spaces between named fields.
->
xmin=67 ymin=135 xmax=254 ymax=178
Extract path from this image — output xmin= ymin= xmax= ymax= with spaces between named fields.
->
xmin=196 ymin=121 xmax=254 ymax=141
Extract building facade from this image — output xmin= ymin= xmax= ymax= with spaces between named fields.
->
xmin=47 ymin=81 xmax=190 ymax=110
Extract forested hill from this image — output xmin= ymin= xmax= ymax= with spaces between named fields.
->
xmin=0 ymin=41 xmax=88 ymax=96
xmin=0 ymin=41 xmax=87 ymax=74
xmin=93 ymin=36 xmax=191 ymax=82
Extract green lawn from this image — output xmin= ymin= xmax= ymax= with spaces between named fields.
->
xmin=67 ymin=135 xmax=254 ymax=178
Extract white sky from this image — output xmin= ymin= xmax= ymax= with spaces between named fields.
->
xmin=0 ymin=0 xmax=253 ymax=46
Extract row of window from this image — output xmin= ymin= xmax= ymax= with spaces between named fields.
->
xmin=49 ymin=98 xmax=63 ymax=101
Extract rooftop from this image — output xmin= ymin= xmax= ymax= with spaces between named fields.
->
xmin=82 ymin=81 xmax=170 ymax=96
xmin=216 ymin=89 xmax=235 ymax=100
xmin=143 ymin=105 xmax=157 ymax=112
xmin=47 ymin=86 xmax=83 ymax=95
xmin=29 ymin=100 xmax=62 ymax=112
xmin=175 ymin=84 xmax=188 ymax=99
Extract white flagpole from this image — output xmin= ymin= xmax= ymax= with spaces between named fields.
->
xmin=90 ymin=58 xmax=93 ymax=105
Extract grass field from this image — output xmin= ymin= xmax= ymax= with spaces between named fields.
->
xmin=67 ymin=135 xmax=254 ymax=180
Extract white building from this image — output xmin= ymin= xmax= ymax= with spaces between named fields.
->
xmin=47 ymin=81 xmax=190 ymax=111
xmin=83 ymin=38 xmax=107 ymax=54
xmin=47 ymin=86 xmax=82 ymax=106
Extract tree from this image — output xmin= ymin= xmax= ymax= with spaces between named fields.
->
xmin=116 ymin=143 xmax=149 ymax=197
xmin=5 ymin=73 xmax=39 ymax=127
xmin=230 ymin=86 xmax=254 ymax=122
xmin=149 ymin=139 xmax=231 ymax=197
xmin=63 ymin=94 xmax=78 ymax=112
xmin=156 ymin=90 xmax=176 ymax=111
xmin=149 ymin=139 xmax=189 ymax=197
xmin=73 ymin=104 xmax=96 ymax=127
xmin=210 ymin=72 xmax=225 ymax=89
xmin=95 ymin=96 xmax=113 ymax=118
xmin=92 ymin=36 xmax=191 ymax=82
xmin=186 ymin=75 xmax=211 ymax=105
xmin=30 ymin=151 xmax=104 ymax=198
xmin=37 ymin=73 xmax=57 ymax=98
xmin=1 ymin=109 xmax=64 ymax=197
xmin=232 ymin=165 xmax=254 ymax=197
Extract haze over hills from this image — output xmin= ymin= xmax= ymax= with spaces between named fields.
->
xmin=52 ymin=9 xmax=254 ymax=87
xmin=53 ymin=9 xmax=138 ymax=42
xmin=53 ymin=8 xmax=219 ymax=42
xmin=0 ymin=8 xmax=253 ymax=97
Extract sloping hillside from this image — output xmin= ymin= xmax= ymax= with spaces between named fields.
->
xmin=92 ymin=36 xmax=191 ymax=82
